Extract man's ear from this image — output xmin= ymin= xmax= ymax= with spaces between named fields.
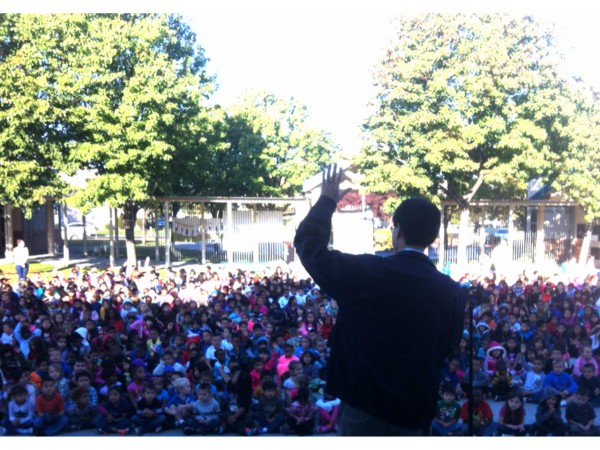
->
xmin=395 ymin=226 xmax=402 ymax=240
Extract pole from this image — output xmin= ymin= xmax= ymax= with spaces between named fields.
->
xmin=164 ymin=200 xmax=171 ymax=267
xmin=109 ymin=207 xmax=115 ymax=267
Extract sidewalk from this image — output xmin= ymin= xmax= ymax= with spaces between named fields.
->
xmin=1 ymin=251 xmax=310 ymax=279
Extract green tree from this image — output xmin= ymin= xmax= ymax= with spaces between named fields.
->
xmin=356 ymin=14 xmax=596 ymax=264
xmin=0 ymin=14 xmax=81 ymax=214
xmin=217 ymin=92 xmax=339 ymax=197
xmin=0 ymin=14 xmax=217 ymax=265
xmin=552 ymin=85 xmax=600 ymax=262
xmin=60 ymin=14 xmax=216 ymax=266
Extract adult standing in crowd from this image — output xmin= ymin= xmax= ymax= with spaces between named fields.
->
xmin=294 ymin=163 xmax=466 ymax=436
xmin=13 ymin=239 xmax=29 ymax=282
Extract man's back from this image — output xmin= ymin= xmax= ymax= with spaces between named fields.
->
xmin=319 ymin=250 xmax=464 ymax=430
xmin=293 ymin=169 xmax=465 ymax=434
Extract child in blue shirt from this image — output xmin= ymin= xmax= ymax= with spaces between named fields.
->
xmin=543 ymin=359 xmax=578 ymax=405
xmin=2 ymin=384 xmax=35 ymax=435
xmin=152 ymin=376 xmax=170 ymax=407
xmin=131 ymin=383 xmax=167 ymax=435
xmin=96 ymin=386 xmax=133 ymax=435
xmin=164 ymin=376 xmax=194 ymax=428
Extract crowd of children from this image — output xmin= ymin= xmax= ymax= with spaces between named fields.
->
xmin=0 ymin=263 xmax=342 ymax=436
xmin=432 ymin=268 xmax=600 ymax=436
xmin=0 ymin=260 xmax=599 ymax=437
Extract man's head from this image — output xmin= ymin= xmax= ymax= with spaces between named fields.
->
xmin=392 ymin=197 xmax=440 ymax=251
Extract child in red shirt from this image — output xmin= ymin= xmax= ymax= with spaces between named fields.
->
xmin=33 ymin=377 xmax=70 ymax=436
xmin=460 ymin=387 xmax=496 ymax=436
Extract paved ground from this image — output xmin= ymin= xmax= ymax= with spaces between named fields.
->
xmin=2 ymin=253 xmax=596 ymax=439
xmin=7 ymin=399 xmax=590 ymax=438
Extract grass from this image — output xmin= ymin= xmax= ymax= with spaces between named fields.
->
xmin=0 ymin=261 xmax=84 ymax=285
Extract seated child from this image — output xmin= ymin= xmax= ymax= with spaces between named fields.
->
xmin=33 ymin=377 xmax=70 ymax=436
xmin=97 ymin=368 xmax=122 ymax=401
xmin=95 ymin=386 xmax=133 ymax=435
xmin=431 ymin=384 xmax=462 ymax=436
xmin=212 ymin=349 xmax=231 ymax=391
xmin=164 ymin=376 xmax=194 ymax=427
xmin=315 ymin=391 xmax=340 ymax=434
xmin=572 ymin=345 xmax=597 ymax=380
xmin=439 ymin=357 xmax=464 ymax=398
xmin=250 ymin=357 xmax=265 ymax=393
xmin=490 ymin=359 xmax=513 ymax=401
xmin=152 ymin=351 xmax=185 ymax=377
xmin=285 ymin=386 xmax=317 ymax=436
xmin=29 ymin=357 xmax=49 ymax=390
xmin=484 ymin=341 xmax=506 ymax=375
xmin=249 ymin=379 xmax=287 ymax=435
xmin=460 ymin=387 xmax=496 ymax=436
xmin=282 ymin=362 xmax=306 ymax=403
xmin=183 ymin=382 xmax=221 ymax=435
xmin=530 ymin=387 xmax=568 ymax=436
xmin=565 ymin=386 xmax=600 ymax=436
xmin=462 ymin=357 xmax=490 ymax=397
xmin=496 ymin=389 xmax=526 ymax=436
xmin=543 ymin=359 xmax=578 ymax=404
xmin=131 ymin=382 xmax=168 ymax=435
xmin=520 ymin=356 xmax=546 ymax=403
xmin=67 ymin=370 xmax=99 ymax=410
xmin=576 ymin=363 xmax=600 ymax=407
xmin=66 ymin=386 xmax=98 ymax=431
xmin=2 ymin=384 xmax=34 ymax=435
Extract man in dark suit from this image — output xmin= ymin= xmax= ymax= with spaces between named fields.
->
xmin=294 ymin=164 xmax=465 ymax=436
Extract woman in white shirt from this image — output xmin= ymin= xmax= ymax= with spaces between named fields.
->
xmin=13 ymin=239 xmax=29 ymax=282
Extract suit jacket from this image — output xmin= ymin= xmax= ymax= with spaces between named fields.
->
xmin=294 ymin=196 xmax=465 ymax=429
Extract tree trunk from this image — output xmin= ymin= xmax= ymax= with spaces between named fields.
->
xmin=122 ymin=201 xmax=139 ymax=268
xmin=141 ymin=208 xmax=147 ymax=245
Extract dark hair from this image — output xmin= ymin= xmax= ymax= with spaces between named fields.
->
xmin=262 ymin=379 xmax=277 ymax=391
xmin=107 ymin=385 xmax=123 ymax=396
xmin=505 ymin=388 xmax=523 ymax=403
xmin=41 ymin=376 xmax=55 ymax=386
xmin=260 ymin=369 xmax=275 ymax=380
xmin=392 ymin=197 xmax=440 ymax=248
xmin=440 ymin=383 xmax=456 ymax=396
xmin=71 ymin=386 xmax=90 ymax=401
xmin=10 ymin=384 xmax=28 ymax=398
xmin=496 ymin=359 xmax=507 ymax=370
xmin=293 ymin=386 xmax=311 ymax=402
xmin=577 ymin=385 xmax=590 ymax=398
xmin=301 ymin=351 xmax=315 ymax=364
xmin=74 ymin=370 xmax=91 ymax=381
xmin=197 ymin=382 xmax=212 ymax=393
xmin=288 ymin=360 xmax=301 ymax=371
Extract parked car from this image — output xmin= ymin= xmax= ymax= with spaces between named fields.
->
xmin=145 ymin=217 xmax=166 ymax=229
xmin=66 ymin=222 xmax=98 ymax=240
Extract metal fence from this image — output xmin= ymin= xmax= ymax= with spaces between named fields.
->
xmin=150 ymin=197 xmax=310 ymax=265
xmin=440 ymin=204 xmax=576 ymax=266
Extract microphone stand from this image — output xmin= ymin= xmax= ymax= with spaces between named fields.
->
xmin=467 ymin=284 xmax=483 ymax=436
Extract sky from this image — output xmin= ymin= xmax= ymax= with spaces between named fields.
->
xmin=6 ymin=1 xmax=600 ymax=158
xmin=181 ymin=3 xmax=600 ymax=157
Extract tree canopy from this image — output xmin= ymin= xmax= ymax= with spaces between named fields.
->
xmin=355 ymin=14 xmax=599 ymax=213
xmin=0 ymin=14 xmax=339 ymax=264
xmin=215 ymin=92 xmax=339 ymax=197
